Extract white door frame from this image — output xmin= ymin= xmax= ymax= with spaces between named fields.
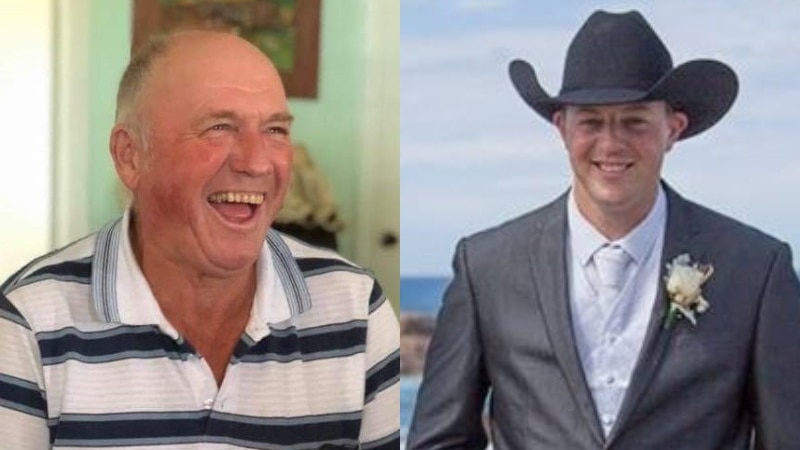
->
xmin=356 ymin=0 xmax=400 ymax=308
xmin=52 ymin=0 xmax=91 ymax=247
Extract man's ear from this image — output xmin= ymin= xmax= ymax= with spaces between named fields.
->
xmin=667 ymin=110 xmax=689 ymax=147
xmin=109 ymin=124 xmax=145 ymax=191
xmin=552 ymin=109 xmax=568 ymax=144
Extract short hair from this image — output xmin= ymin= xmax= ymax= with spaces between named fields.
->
xmin=114 ymin=34 xmax=173 ymax=125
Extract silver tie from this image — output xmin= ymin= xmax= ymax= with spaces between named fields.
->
xmin=593 ymin=244 xmax=632 ymax=304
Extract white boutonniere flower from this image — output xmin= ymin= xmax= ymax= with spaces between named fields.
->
xmin=663 ymin=253 xmax=714 ymax=329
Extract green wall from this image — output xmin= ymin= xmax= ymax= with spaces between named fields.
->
xmin=86 ymin=0 xmax=368 ymax=261
xmin=288 ymin=1 xmax=365 ymax=259
xmin=87 ymin=0 xmax=130 ymax=230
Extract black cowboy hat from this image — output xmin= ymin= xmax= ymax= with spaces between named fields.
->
xmin=509 ymin=10 xmax=738 ymax=139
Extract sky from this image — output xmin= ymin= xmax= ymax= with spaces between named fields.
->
xmin=400 ymin=0 xmax=800 ymax=276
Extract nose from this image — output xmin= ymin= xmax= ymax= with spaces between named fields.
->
xmin=229 ymin=128 xmax=275 ymax=176
xmin=596 ymin=122 xmax=625 ymax=153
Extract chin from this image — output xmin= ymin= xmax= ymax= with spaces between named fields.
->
xmin=212 ymin=253 xmax=260 ymax=274
xmin=208 ymin=239 xmax=263 ymax=272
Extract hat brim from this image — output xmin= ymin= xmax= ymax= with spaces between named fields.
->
xmin=509 ymin=59 xmax=738 ymax=140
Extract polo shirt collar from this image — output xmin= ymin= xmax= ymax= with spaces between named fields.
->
xmin=91 ymin=210 xmax=311 ymax=340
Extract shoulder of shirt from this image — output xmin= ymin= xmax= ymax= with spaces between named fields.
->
xmin=273 ymin=232 xmax=389 ymax=320
xmin=2 ymin=232 xmax=98 ymax=296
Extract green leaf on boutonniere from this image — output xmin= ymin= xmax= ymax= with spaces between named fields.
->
xmin=663 ymin=304 xmax=680 ymax=330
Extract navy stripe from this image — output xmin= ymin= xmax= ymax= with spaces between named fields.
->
xmin=0 ymin=373 xmax=46 ymax=418
xmin=27 ymin=259 xmax=92 ymax=282
xmin=53 ymin=414 xmax=207 ymax=443
xmin=9 ymin=259 xmax=93 ymax=292
xmin=365 ymin=350 xmax=400 ymax=403
xmin=51 ymin=411 xmax=361 ymax=447
xmin=0 ymin=240 xmax=91 ymax=294
xmin=0 ymin=292 xmax=29 ymax=329
xmin=362 ymin=431 xmax=401 ymax=450
xmin=368 ymin=280 xmax=387 ymax=313
xmin=237 ymin=323 xmax=367 ymax=363
xmin=37 ymin=324 xmax=365 ymax=366
xmin=207 ymin=413 xmax=360 ymax=446
xmin=296 ymin=257 xmax=366 ymax=276
xmin=37 ymin=326 xmax=194 ymax=365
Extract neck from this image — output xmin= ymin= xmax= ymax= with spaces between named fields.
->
xmin=575 ymin=189 xmax=658 ymax=241
xmin=129 ymin=216 xmax=257 ymax=323
xmin=145 ymin=259 xmax=256 ymax=320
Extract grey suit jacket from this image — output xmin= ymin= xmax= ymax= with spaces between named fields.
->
xmin=407 ymin=185 xmax=800 ymax=449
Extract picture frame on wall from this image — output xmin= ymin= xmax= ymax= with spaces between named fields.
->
xmin=133 ymin=0 xmax=321 ymax=98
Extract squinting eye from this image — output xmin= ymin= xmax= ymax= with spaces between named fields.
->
xmin=209 ymin=123 xmax=233 ymax=131
xmin=266 ymin=126 xmax=289 ymax=136
xmin=579 ymin=119 xmax=601 ymax=128
xmin=625 ymin=118 xmax=649 ymax=127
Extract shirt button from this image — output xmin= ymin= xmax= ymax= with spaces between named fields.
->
xmin=203 ymin=398 xmax=214 ymax=410
xmin=605 ymin=375 xmax=615 ymax=385
xmin=602 ymin=414 xmax=615 ymax=427
xmin=608 ymin=335 xmax=618 ymax=344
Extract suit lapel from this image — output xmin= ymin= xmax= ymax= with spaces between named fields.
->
xmin=606 ymin=185 xmax=698 ymax=446
xmin=529 ymin=195 xmax=605 ymax=445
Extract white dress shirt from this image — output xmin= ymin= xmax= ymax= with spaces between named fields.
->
xmin=567 ymin=187 xmax=667 ymax=436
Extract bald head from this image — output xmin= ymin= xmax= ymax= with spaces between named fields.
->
xmin=114 ymin=31 xmax=284 ymax=130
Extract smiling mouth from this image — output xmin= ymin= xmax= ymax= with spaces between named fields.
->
xmin=207 ymin=191 xmax=265 ymax=224
xmin=595 ymin=162 xmax=633 ymax=173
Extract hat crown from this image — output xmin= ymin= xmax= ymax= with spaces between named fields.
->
xmin=561 ymin=10 xmax=673 ymax=95
xmin=507 ymin=9 xmax=738 ymax=139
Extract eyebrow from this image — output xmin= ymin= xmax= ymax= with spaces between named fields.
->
xmin=202 ymin=110 xmax=295 ymax=123
xmin=267 ymin=111 xmax=295 ymax=123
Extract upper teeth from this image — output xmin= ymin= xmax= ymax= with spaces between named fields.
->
xmin=598 ymin=163 xmax=628 ymax=172
xmin=208 ymin=192 xmax=265 ymax=204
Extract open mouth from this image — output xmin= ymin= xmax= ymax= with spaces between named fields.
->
xmin=207 ymin=191 xmax=264 ymax=224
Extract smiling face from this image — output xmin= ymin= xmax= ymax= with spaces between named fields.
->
xmin=112 ymin=32 xmax=293 ymax=277
xmin=554 ymin=101 xmax=687 ymax=236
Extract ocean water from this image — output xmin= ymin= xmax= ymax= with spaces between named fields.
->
xmin=400 ymin=276 xmax=450 ymax=315
xmin=400 ymin=276 xmax=448 ymax=446
xmin=400 ymin=376 xmax=421 ymax=446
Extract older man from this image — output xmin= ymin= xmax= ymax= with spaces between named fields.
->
xmin=0 ymin=31 xmax=398 ymax=449
xmin=408 ymin=10 xmax=800 ymax=450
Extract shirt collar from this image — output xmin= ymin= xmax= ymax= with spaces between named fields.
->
xmin=91 ymin=210 xmax=312 ymax=338
xmin=568 ymin=185 xmax=667 ymax=266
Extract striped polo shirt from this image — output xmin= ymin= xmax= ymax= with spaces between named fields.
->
xmin=0 ymin=214 xmax=399 ymax=449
